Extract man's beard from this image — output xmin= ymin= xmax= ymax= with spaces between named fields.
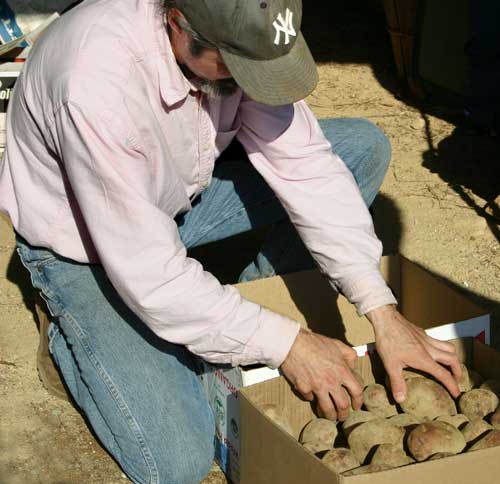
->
xmin=180 ymin=64 xmax=239 ymax=98
xmin=198 ymin=77 xmax=239 ymax=98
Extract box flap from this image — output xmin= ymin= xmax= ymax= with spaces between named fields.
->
xmin=236 ymin=269 xmax=374 ymax=347
xmin=399 ymin=256 xmax=486 ymax=326
xmin=473 ymin=339 xmax=500 ymax=380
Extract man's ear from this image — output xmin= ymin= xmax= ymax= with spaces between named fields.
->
xmin=166 ymin=8 xmax=184 ymax=34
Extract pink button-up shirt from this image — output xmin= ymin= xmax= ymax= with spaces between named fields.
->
xmin=0 ymin=0 xmax=396 ymax=368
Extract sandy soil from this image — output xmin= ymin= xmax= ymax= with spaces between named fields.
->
xmin=1 ymin=1 xmax=499 ymax=483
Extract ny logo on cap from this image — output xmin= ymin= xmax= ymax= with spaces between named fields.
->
xmin=273 ymin=8 xmax=296 ymax=46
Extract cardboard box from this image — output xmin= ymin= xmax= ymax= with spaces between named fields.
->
xmin=239 ymin=338 xmax=500 ymax=484
xmin=203 ymin=254 xmax=490 ymax=482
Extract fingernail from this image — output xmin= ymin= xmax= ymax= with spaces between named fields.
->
xmin=395 ymin=392 xmax=405 ymax=403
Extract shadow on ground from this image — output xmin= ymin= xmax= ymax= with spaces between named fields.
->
xmin=421 ymin=119 xmax=500 ymax=243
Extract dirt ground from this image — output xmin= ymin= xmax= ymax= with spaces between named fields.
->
xmin=1 ymin=1 xmax=499 ymax=483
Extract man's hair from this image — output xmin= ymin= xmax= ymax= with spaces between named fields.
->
xmin=163 ymin=0 xmax=215 ymax=57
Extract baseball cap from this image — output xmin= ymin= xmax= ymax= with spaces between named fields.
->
xmin=174 ymin=0 xmax=318 ymax=106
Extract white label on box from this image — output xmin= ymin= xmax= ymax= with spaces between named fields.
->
xmin=353 ymin=315 xmax=491 ymax=356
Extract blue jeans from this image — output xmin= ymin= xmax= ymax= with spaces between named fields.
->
xmin=16 ymin=118 xmax=390 ymax=484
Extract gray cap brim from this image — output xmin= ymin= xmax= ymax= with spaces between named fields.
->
xmin=220 ymin=32 xmax=318 ymax=106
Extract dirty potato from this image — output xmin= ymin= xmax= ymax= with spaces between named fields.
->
xmin=490 ymin=407 xmax=500 ymax=429
xmin=388 ymin=414 xmax=423 ymax=428
xmin=370 ymin=444 xmax=414 ymax=468
xmin=468 ymin=369 xmax=484 ymax=389
xmin=480 ymin=379 xmax=500 ymax=398
xmin=468 ymin=429 xmax=500 ymax=451
xmin=400 ymin=378 xmax=457 ymax=420
xmin=259 ymin=403 xmax=294 ymax=436
xmin=347 ymin=419 xmax=405 ymax=463
xmin=435 ymin=414 xmax=469 ymax=430
xmin=384 ymin=369 xmax=425 ymax=391
xmin=428 ymin=452 xmax=455 ymax=460
xmin=302 ymin=440 xmax=333 ymax=454
xmin=458 ymin=364 xmax=474 ymax=393
xmin=299 ymin=418 xmax=338 ymax=446
xmin=363 ymin=384 xmax=398 ymax=418
xmin=407 ymin=421 xmax=466 ymax=461
xmin=342 ymin=410 xmax=378 ymax=438
xmin=321 ymin=448 xmax=360 ymax=474
xmin=461 ymin=419 xmax=493 ymax=443
xmin=343 ymin=464 xmax=392 ymax=476
xmin=458 ymin=389 xmax=499 ymax=420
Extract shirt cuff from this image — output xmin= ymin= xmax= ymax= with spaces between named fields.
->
xmin=237 ymin=308 xmax=301 ymax=369
xmin=335 ymin=270 xmax=398 ymax=316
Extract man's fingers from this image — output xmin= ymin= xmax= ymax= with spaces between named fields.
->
xmin=428 ymin=337 xmax=458 ymax=355
xmin=343 ymin=374 xmax=364 ymax=412
xmin=421 ymin=360 xmax=460 ymax=398
xmin=315 ymin=392 xmax=337 ymax=421
xmin=329 ymin=387 xmax=351 ymax=421
xmin=430 ymin=348 xmax=462 ymax=383
xmin=387 ymin=367 xmax=407 ymax=403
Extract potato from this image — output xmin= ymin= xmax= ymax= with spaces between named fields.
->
xmin=458 ymin=364 xmax=474 ymax=393
xmin=347 ymin=419 xmax=405 ymax=463
xmin=407 ymin=421 xmax=466 ymax=461
xmin=352 ymin=368 xmax=366 ymax=389
xmin=468 ymin=429 xmax=500 ymax=451
xmin=384 ymin=369 xmax=425 ymax=391
xmin=428 ymin=452 xmax=456 ymax=460
xmin=370 ymin=444 xmax=415 ymax=468
xmin=480 ymin=379 xmax=500 ymax=398
xmin=490 ymin=407 xmax=500 ymax=429
xmin=321 ymin=448 xmax=360 ymax=474
xmin=461 ymin=419 xmax=493 ymax=443
xmin=435 ymin=414 xmax=469 ymax=430
xmin=363 ymin=384 xmax=398 ymax=418
xmin=402 ymin=369 xmax=428 ymax=380
xmin=299 ymin=418 xmax=338 ymax=445
xmin=259 ymin=403 xmax=294 ymax=436
xmin=342 ymin=410 xmax=377 ymax=437
xmin=388 ymin=414 xmax=423 ymax=428
xmin=468 ymin=369 xmax=484 ymax=389
xmin=400 ymin=378 xmax=457 ymax=420
xmin=302 ymin=440 xmax=332 ymax=454
xmin=458 ymin=389 xmax=499 ymax=420
xmin=343 ymin=464 xmax=392 ymax=476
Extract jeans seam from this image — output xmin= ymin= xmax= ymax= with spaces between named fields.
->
xmin=59 ymin=308 xmax=160 ymax=484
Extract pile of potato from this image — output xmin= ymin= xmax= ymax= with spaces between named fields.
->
xmin=262 ymin=365 xmax=500 ymax=476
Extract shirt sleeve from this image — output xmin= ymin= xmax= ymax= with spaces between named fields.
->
xmin=50 ymin=101 xmax=300 ymax=368
xmin=236 ymin=99 xmax=397 ymax=315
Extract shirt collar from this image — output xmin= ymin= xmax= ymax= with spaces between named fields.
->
xmin=153 ymin=13 xmax=198 ymax=107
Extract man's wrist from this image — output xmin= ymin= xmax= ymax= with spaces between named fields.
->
xmin=365 ymin=304 xmax=398 ymax=329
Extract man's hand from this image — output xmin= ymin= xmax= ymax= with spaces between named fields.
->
xmin=367 ymin=305 xmax=462 ymax=403
xmin=280 ymin=329 xmax=364 ymax=421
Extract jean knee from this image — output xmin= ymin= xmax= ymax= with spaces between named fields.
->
xmin=351 ymin=119 xmax=391 ymax=205
xmin=358 ymin=119 xmax=391 ymax=174
xmin=154 ymin=432 xmax=215 ymax=484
